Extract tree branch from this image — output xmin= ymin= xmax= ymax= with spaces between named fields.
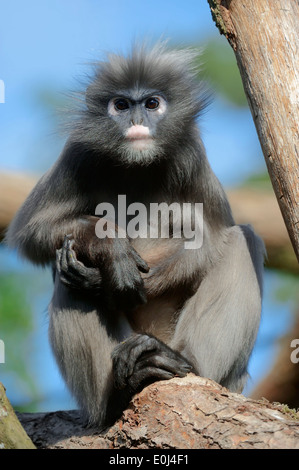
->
xmin=0 ymin=382 xmax=36 ymax=449
xmin=17 ymin=375 xmax=299 ymax=449
xmin=208 ymin=0 xmax=299 ymax=261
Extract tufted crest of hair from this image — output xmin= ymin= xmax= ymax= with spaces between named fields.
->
xmin=84 ymin=43 xmax=209 ymax=121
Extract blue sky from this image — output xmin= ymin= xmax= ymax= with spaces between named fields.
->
xmin=0 ymin=0 xmax=265 ymax=181
xmin=0 ymin=1 xmax=294 ymax=411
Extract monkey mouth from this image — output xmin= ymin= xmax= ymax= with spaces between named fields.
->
xmin=125 ymin=125 xmax=154 ymax=150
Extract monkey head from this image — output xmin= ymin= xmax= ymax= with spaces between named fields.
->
xmin=75 ymin=44 xmax=209 ymax=166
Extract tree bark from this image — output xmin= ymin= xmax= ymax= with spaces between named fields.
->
xmin=208 ymin=0 xmax=299 ymax=261
xmin=16 ymin=375 xmax=299 ymax=449
xmin=0 ymin=382 xmax=36 ymax=449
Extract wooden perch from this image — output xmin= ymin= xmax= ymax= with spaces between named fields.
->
xmin=16 ymin=375 xmax=299 ymax=449
xmin=208 ymin=0 xmax=299 ymax=261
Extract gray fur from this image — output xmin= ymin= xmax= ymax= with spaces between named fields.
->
xmin=5 ymin=43 xmax=265 ymax=428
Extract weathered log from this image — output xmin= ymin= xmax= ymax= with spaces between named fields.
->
xmin=17 ymin=376 xmax=299 ymax=449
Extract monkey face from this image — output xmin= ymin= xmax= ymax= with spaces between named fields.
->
xmin=106 ymin=90 xmax=168 ymax=161
xmin=80 ymin=44 xmax=209 ymax=166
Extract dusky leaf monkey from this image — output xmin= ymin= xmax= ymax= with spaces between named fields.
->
xmin=6 ymin=43 xmax=265 ymax=428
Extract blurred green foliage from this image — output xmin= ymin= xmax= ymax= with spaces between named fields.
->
xmin=274 ymin=272 xmax=299 ymax=305
xmin=199 ymin=38 xmax=248 ymax=107
xmin=0 ymin=273 xmax=39 ymax=409
xmin=243 ymin=171 xmax=273 ymax=190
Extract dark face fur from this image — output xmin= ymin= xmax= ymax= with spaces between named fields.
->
xmin=106 ymin=88 xmax=168 ymax=164
xmin=74 ymin=44 xmax=208 ymax=166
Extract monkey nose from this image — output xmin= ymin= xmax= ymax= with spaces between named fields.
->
xmin=126 ymin=125 xmax=151 ymax=140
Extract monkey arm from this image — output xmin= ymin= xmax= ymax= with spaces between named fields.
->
xmin=5 ymin=159 xmax=150 ymax=310
xmin=4 ymin=159 xmax=86 ymax=264
xmin=5 ymin=146 xmax=104 ymax=266
xmin=5 ymin=200 xmax=85 ymax=266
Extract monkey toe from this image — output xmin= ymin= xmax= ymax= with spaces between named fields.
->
xmin=135 ymin=353 xmax=193 ymax=378
xmin=112 ymin=334 xmax=193 ymax=391
xmin=127 ymin=367 xmax=175 ymax=390
xmin=112 ymin=334 xmax=158 ymax=389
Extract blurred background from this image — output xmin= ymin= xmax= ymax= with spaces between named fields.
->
xmin=0 ymin=0 xmax=298 ymax=414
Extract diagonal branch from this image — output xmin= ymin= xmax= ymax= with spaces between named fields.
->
xmin=208 ymin=0 xmax=299 ymax=261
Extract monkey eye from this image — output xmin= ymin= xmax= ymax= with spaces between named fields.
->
xmin=145 ymin=97 xmax=160 ymax=110
xmin=114 ymin=99 xmax=130 ymax=111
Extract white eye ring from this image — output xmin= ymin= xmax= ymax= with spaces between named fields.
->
xmin=145 ymin=96 xmax=167 ymax=115
xmin=108 ymin=98 xmax=130 ymax=116
xmin=145 ymin=97 xmax=160 ymax=110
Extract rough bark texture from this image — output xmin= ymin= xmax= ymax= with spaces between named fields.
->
xmin=0 ymin=382 xmax=36 ymax=449
xmin=17 ymin=376 xmax=299 ymax=449
xmin=208 ymin=0 xmax=299 ymax=261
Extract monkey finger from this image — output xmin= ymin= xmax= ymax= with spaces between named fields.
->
xmin=56 ymin=244 xmax=74 ymax=277
xmin=55 ymin=249 xmax=62 ymax=273
xmin=57 ymin=236 xmax=71 ymax=273
xmin=65 ymin=238 xmax=79 ymax=267
xmin=60 ymin=237 xmax=84 ymax=273
xmin=58 ymin=273 xmax=74 ymax=288
xmin=56 ymin=240 xmax=103 ymax=291
xmin=112 ymin=334 xmax=159 ymax=385
xmin=59 ymin=267 xmax=102 ymax=292
xmin=112 ymin=337 xmax=141 ymax=385
xmin=128 ymin=366 xmax=175 ymax=390
xmin=134 ymin=354 xmax=193 ymax=377
xmin=130 ymin=249 xmax=150 ymax=273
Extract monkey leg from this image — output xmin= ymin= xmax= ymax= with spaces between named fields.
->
xmin=112 ymin=334 xmax=193 ymax=391
xmin=170 ymin=224 xmax=265 ymax=393
xmin=49 ymin=276 xmax=133 ymax=428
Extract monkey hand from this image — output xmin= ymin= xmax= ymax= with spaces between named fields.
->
xmin=112 ymin=334 xmax=194 ymax=391
xmin=97 ymin=235 xmax=149 ymax=311
xmin=56 ymin=236 xmax=103 ymax=293
xmin=56 ymin=233 xmax=149 ymax=311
